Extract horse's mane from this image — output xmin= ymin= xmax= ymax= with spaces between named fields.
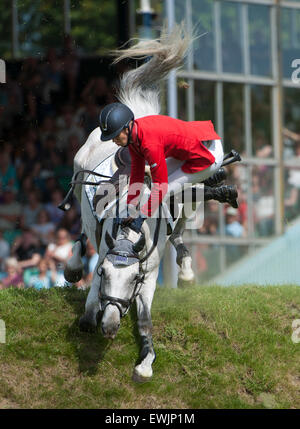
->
xmin=111 ymin=22 xmax=193 ymax=119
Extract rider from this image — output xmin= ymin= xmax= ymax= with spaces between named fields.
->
xmin=99 ymin=102 xmax=238 ymax=232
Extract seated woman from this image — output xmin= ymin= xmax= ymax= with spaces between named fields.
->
xmin=44 ymin=228 xmax=73 ymax=287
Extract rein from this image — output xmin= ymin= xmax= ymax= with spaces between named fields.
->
xmin=58 ymin=168 xmax=114 ymax=211
xmin=71 ymin=169 xmax=113 ymax=186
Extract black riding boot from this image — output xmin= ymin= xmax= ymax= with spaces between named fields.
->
xmin=203 ymin=167 xmax=227 ymax=187
xmin=204 ymin=185 xmax=238 ymax=208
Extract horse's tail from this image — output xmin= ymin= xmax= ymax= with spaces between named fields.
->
xmin=112 ymin=22 xmax=192 ymax=118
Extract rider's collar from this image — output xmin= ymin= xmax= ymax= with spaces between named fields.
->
xmin=130 ymin=122 xmax=139 ymax=145
xmin=128 ymin=122 xmax=143 ymax=154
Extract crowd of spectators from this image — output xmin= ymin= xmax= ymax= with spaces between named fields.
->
xmin=0 ymin=36 xmax=117 ymax=290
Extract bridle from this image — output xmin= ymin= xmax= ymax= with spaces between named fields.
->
xmin=98 ymin=267 xmax=145 ymax=318
xmin=97 ymin=243 xmax=146 ymax=318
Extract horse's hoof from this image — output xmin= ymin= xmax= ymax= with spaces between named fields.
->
xmin=132 ymin=368 xmax=152 ymax=383
xmin=79 ymin=314 xmax=97 ymax=333
xmin=64 ymin=266 xmax=83 ymax=283
xmin=177 ymin=278 xmax=195 ymax=289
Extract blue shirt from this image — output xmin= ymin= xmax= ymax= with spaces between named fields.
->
xmin=28 ymin=271 xmax=53 ymax=290
xmin=226 ymin=221 xmax=244 ymax=238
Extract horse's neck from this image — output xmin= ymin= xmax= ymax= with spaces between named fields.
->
xmin=74 ymin=127 xmax=117 ymax=173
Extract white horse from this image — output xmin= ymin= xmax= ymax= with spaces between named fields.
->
xmin=63 ymin=25 xmax=205 ymax=381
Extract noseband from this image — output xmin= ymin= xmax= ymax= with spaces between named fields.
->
xmin=98 ymin=265 xmax=145 ymax=318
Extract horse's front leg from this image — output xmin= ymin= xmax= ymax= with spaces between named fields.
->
xmin=79 ymin=257 xmax=102 ymax=332
xmin=169 ymin=216 xmax=195 ymax=287
xmin=64 ymin=232 xmax=87 ymax=283
xmin=133 ymin=270 xmax=158 ymax=382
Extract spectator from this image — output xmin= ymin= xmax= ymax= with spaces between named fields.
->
xmin=44 ymin=188 xmax=65 ymax=225
xmin=0 ymin=187 xmax=22 ymax=232
xmin=21 ymin=189 xmax=43 ymax=228
xmin=0 ymin=231 xmax=10 ymax=272
xmin=0 ymin=149 xmax=18 ymax=196
xmin=17 ymin=140 xmax=40 ymax=180
xmin=58 ymin=206 xmax=81 ymax=240
xmin=41 ymin=176 xmax=61 ymax=203
xmin=31 ymin=209 xmax=55 ymax=246
xmin=284 ymin=183 xmax=299 ymax=221
xmin=236 ymin=186 xmax=248 ymax=232
xmin=56 ymin=105 xmax=85 ymax=150
xmin=0 ymin=257 xmax=23 ymax=290
xmin=12 ymin=229 xmax=42 ymax=270
xmin=45 ymin=228 xmax=73 ymax=265
xmin=79 ymin=96 xmax=100 ymax=135
xmin=40 ymin=48 xmax=63 ymax=114
xmin=83 ymin=240 xmax=98 ymax=285
xmin=45 ymin=228 xmax=73 ymax=286
xmin=81 ymin=76 xmax=109 ymax=106
xmin=225 ymin=207 xmax=245 ymax=264
xmin=26 ymin=258 xmax=57 ymax=290
xmin=39 ymin=116 xmax=57 ymax=146
xmin=17 ymin=175 xmax=35 ymax=204
xmin=255 ymin=190 xmax=275 ymax=237
xmin=225 ymin=207 xmax=244 ymax=238
xmin=254 ymin=133 xmax=272 ymax=158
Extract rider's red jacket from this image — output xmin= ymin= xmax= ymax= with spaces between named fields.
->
xmin=127 ymin=115 xmax=221 ymax=217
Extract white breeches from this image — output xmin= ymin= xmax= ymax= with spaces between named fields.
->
xmin=166 ymin=139 xmax=224 ymax=195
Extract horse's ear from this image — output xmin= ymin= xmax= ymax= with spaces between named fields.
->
xmin=105 ymin=230 xmax=116 ymax=249
xmin=133 ymin=233 xmax=145 ymax=254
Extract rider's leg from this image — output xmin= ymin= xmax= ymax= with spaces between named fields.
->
xmin=167 ymin=139 xmax=224 ymax=191
xmin=166 ymin=141 xmax=238 ymax=208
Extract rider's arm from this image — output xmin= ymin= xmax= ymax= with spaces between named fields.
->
xmin=140 ymin=145 xmax=168 ymax=218
xmin=127 ymin=145 xmax=146 ymax=207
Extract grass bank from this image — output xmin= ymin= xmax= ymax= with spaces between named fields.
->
xmin=0 ymin=285 xmax=299 ymax=409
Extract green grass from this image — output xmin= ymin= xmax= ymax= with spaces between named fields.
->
xmin=0 ymin=285 xmax=299 ymax=409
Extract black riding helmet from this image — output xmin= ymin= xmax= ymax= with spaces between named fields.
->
xmin=99 ymin=102 xmax=134 ymax=143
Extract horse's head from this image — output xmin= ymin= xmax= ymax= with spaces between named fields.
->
xmin=100 ymin=227 xmax=146 ymax=339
